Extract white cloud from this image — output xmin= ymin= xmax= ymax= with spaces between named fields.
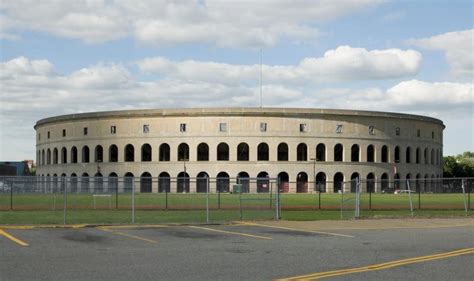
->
xmin=0 ymin=0 xmax=380 ymax=47
xmin=138 ymin=46 xmax=422 ymax=84
xmin=408 ymin=29 xmax=474 ymax=79
xmin=1 ymin=56 xmax=472 ymax=160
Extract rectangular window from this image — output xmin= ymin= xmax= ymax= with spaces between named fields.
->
xmin=336 ymin=124 xmax=343 ymax=134
xmin=62 ymin=129 xmax=66 ymax=137
xmin=417 ymin=129 xmax=421 ymax=137
xmin=47 ymin=131 xmax=50 ymax=139
xmin=260 ymin=122 xmax=267 ymax=132
xmin=110 ymin=125 xmax=116 ymax=134
xmin=300 ymin=123 xmax=307 ymax=132
xmin=83 ymin=127 xmax=88 ymax=135
xmin=368 ymin=126 xmax=375 ymax=135
xmin=180 ymin=123 xmax=187 ymax=132
xmin=143 ymin=124 xmax=150 ymax=133
xmin=219 ymin=123 xmax=227 ymax=132
xmin=395 ymin=127 xmax=400 ymax=136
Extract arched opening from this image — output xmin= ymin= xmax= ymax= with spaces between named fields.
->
xmin=296 ymin=172 xmax=308 ymax=193
xmin=366 ymin=173 xmax=375 ymax=193
xmin=381 ymin=145 xmax=388 ymax=163
xmin=124 ymin=172 xmax=134 ymax=193
xmin=141 ymin=144 xmax=152 ymax=162
xmin=47 ymin=149 xmax=51 ymax=165
xmin=82 ymin=146 xmax=90 ymax=163
xmin=394 ymin=146 xmax=400 ymax=163
xmin=350 ymin=172 xmax=359 ymax=192
xmin=334 ymin=144 xmax=343 ymax=162
xmin=140 ymin=172 xmax=152 ymax=193
xmin=430 ymin=149 xmax=435 ymax=165
xmin=217 ymin=143 xmax=229 ymax=161
xmin=178 ymin=143 xmax=189 ymax=161
xmin=406 ymin=147 xmax=411 ymax=164
xmin=216 ymin=172 xmax=230 ymax=192
xmin=257 ymin=171 xmax=269 ymax=193
xmin=297 ymin=143 xmax=307 ymax=161
xmin=177 ymin=172 xmax=190 ymax=193
xmin=158 ymin=172 xmax=171 ymax=193
xmin=237 ymin=172 xmax=250 ymax=193
xmin=237 ymin=143 xmax=249 ymax=161
xmin=109 ymin=145 xmax=118 ymax=162
xmin=257 ymin=143 xmax=269 ymax=161
xmin=406 ymin=173 xmax=412 ymax=190
xmin=333 ymin=173 xmax=344 ymax=193
xmin=415 ymin=174 xmax=421 ymax=192
xmin=424 ymin=148 xmax=429 ymax=164
xmin=70 ymin=173 xmax=78 ymax=192
xmin=367 ymin=145 xmax=374 ymax=162
xmin=416 ymin=148 xmax=421 ymax=164
xmin=53 ymin=148 xmax=58 ymax=164
xmin=95 ymin=145 xmax=103 ymax=163
xmin=81 ymin=173 xmax=89 ymax=193
xmin=351 ymin=145 xmax=360 ymax=162
xmin=159 ymin=143 xmax=170 ymax=161
xmin=316 ymin=144 xmax=326 ymax=161
xmin=278 ymin=172 xmax=289 ymax=193
xmin=108 ymin=172 xmax=118 ymax=193
xmin=277 ymin=143 xmax=288 ymax=161
xmin=61 ymin=147 xmax=67 ymax=164
xmin=394 ymin=173 xmax=401 ymax=190
xmin=381 ymin=173 xmax=389 ymax=192
xmin=196 ymin=172 xmax=209 ymax=193
xmin=197 ymin=143 xmax=209 ymax=161
xmin=94 ymin=172 xmax=103 ymax=193
xmin=41 ymin=149 xmax=45 ymax=165
xmin=71 ymin=146 xmax=77 ymax=163
xmin=124 ymin=144 xmax=134 ymax=162
xmin=316 ymin=172 xmax=326 ymax=192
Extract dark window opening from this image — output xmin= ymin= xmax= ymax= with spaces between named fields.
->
xmin=316 ymin=144 xmax=326 ymax=161
xmin=277 ymin=143 xmax=288 ymax=161
xmin=159 ymin=144 xmax=170 ymax=161
xmin=297 ymin=143 xmax=307 ymax=161
xmin=237 ymin=143 xmax=249 ymax=161
xmin=257 ymin=143 xmax=269 ymax=161
xmin=197 ymin=143 xmax=209 ymax=161
xmin=217 ymin=143 xmax=229 ymax=161
xmin=141 ymin=144 xmax=152 ymax=162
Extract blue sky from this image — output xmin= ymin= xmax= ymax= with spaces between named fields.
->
xmin=0 ymin=0 xmax=472 ymax=161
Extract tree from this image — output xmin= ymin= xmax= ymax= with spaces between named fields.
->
xmin=443 ymin=151 xmax=474 ymax=177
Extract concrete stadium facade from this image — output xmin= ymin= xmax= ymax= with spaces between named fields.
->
xmin=35 ymin=108 xmax=444 ymax=193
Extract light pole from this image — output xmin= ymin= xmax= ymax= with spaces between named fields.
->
xmin=182 ymin=158 xmax=188 ymax=193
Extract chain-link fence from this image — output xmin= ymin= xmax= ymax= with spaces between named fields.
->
xmin=0 ymin=176 xmax=280 ymax=224
xmin=0 ymin=176 xmax=471 ymax=224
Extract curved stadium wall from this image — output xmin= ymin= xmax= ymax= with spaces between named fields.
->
xmin=35 ymin=108 xmax=444 ymax=193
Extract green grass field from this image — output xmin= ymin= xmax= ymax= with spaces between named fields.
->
xmin=0 ymin=192 xmax=471 ymax=225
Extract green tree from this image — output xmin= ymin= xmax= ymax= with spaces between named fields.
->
xmin=443 ymin=151 xmax=474 ymax=177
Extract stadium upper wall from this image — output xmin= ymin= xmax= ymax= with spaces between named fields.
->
xmin=35 ymin=108 xmax=444 ymax=128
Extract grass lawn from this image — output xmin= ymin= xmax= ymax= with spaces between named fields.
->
xmin=0 ymin=192 xmax=471 ymax=225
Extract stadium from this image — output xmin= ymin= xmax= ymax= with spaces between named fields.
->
xmin=34 ymin=108 xmax=444 ymax=193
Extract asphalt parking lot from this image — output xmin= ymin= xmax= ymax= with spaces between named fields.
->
xmin=1 ymin=219 xmax=473 ymax=281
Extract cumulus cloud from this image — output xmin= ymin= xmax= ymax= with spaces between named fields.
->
xmin=1 ymin=56 xmax=472 ymax=160
xmin=0 ymin=0 xmax=380 ymax=47
xmin=408 ymin=29 xmax=474 ymax=79
xmin=138 ymin=46 xmax=422 ymax=84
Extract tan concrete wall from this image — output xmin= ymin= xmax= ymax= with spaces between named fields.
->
xmin=35 ymin=108 xmax=444 ymax=193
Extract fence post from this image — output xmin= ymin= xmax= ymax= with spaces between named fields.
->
xmin=63 ymin=177 xmax=67 ymax=225
xmin=406 ymin=179 xmax=414 ymax=218
xmin=165 ymin=186 xmax=168 ymax=210
xmin=115 ymin=179 xmax=118 ymax=210
xmin=275 ymin=179 xmax=280 ymax=220
xmin=206 ymin=177 xmax=210 ymax=223
xmin=461 ymin=179 xmax=468 ymax=216
xmin=218 ymin=188 xmax=221 ymax=210
xmin=132 ymin=178 xmax=135 ymax=224
xmin=318 ymin=189 xmax=321 ymax=210
xmin=369 ymin=189 xmax=372 ymax=210
xmin=10 ymin=178 xmax=13 ymax=211
xmin=418 ymin=182 xmax=421 ymax=210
